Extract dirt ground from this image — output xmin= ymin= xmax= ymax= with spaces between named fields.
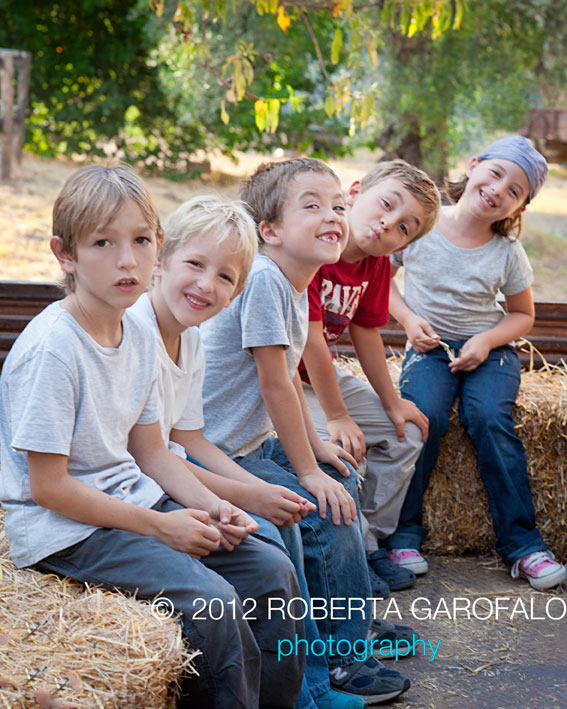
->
xmin=378 ymin=555 xmax=566 ymax=709
xmin=1 ymin=151 xmax=566 ymax=302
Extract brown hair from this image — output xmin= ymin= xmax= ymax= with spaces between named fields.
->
xmin=240 ymin=158 xmax=340 ymax=245
xmin=160 ymin=195 xmax=257 ymax=292
xmin=444 ymin=171 xmax=523 ymax=239
xmin=360 ymin=159 xmax=441 ymax=242
xmin=52 ymin=162 xmax=161 ymax=292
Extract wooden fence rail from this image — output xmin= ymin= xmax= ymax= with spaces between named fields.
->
xmin=1 ymin=281 xmax=566 ymax=372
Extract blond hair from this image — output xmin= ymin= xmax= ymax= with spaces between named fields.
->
xmin=160 ymin=195 xmax=257 ymax=291
xmin=360 ymin=160 xmax=441 ymax=242
xmin=52 ymin=162 xmax=161 ymax=292
xmin=240 ymin=158 xmax=340 ymax=245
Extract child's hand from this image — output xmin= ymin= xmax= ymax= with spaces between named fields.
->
xmin=406 ymin=315 xmax=440 ymax=352
xmin=210 ymin=500 xmax=259 ymax=551
xmin=326 ymin=415 xmax=366 ymax=463
xmin=157 ymin=508 xmax=221 ymax=559
xmin=312 ymin=438 xmax=358 ymax=476
xmin=298 ymin=469 xmax=357 ymax=526
xmin=384 ymin=397 xmax=429 ymax=442
xmin=251 ymin=483 xmax=315 ymax=527
xmin=449 ymin=333 xmax=491 ymax=372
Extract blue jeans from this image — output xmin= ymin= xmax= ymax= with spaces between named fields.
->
xmin=187 ymin=453 xmax=329 ymax=707
xmin=237 ymin=437 xmax=373 ymax=667
xmin=384 ymin=343 xmax=546 ymax=566
xmin=37 ymin=495 xmax=304 ymax=709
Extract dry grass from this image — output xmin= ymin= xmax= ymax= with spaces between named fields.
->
xmin=0 ymin=512 xmax=197 ymax=708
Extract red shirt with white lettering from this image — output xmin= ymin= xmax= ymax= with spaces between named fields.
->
xmin=299 ymin=255 xmax=390 ymax=382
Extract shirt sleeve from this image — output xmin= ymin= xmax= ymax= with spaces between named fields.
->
xmin=240 ymin=269 xmax=292 ymax=350
xmin=500 ymin=240 xmax=534 ymax=296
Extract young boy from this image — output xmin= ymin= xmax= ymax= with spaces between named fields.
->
xmin=0 ymin=164 xmax=304 ymax=709
xmin=201 ymin=158 xmax=413 ymax=705
xmin=129 ymin=194 xmax=376 ymax=709
xmin=300 ymin=160 xmax=440 ymax=589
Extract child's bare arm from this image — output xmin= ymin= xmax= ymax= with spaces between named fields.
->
xmin=252 ymin=344 xmax=357 ymax=526
xmin=128 ymin=422 xmax=258 ymax=549
xmin=389 ymin=266 xmax=440 ymax=352
xmin=302 ymin=321 xmax=366 ymax=462
xmin=349 ymin=322 xmax=428 ymax=442
xmin=28 ymin=451 xmax=221 ymax=559
xmin=450 ymin=288 xmax=534 ymax=373
xmin=170 ymin=428 xmax=315 ymax=526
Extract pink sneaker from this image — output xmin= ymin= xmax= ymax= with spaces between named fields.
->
xmin=511 ymin=551 xmax=567 ymax=591
xmin=387 ymin=548 xmax=428 ymax=576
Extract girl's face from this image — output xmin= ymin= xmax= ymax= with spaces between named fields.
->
xmin=463 ymin=158 xmax=529 ymax=222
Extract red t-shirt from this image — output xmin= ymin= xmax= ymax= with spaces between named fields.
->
xmin=299 ymin=255 xmax=390 ymax=382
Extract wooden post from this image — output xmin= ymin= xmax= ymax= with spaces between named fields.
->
xmin=14 ymin=52 xmax=31 ymax=163
xmin=1 ymin=52 xmax=14 ymax=180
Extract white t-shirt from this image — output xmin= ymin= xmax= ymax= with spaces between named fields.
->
xmin=0 ymin=302 xmax=163 ymax=568
xmin=129 ymin=293 xmax=205 ymax=458
xmin=391 ymin=225 xmax=534 ymax=341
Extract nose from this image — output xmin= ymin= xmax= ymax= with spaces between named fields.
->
xmin=323 ymin=205 xmax=338 ymax=222
xmin=117 ymin=243 xmax=136 ymax=270
xmin=196 ymin=268 xmax=215 ymax=293
xmin=380 ymin=215 xmax=392 ymax=230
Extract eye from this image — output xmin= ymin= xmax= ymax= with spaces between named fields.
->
xmin=135 ymin=236 xmax=152 ymax=245
xmin=490 ymin=169 xmax=501 ymax=177
xmin=333 ymin=204 xmax=345 ymax=213
xmin=94 ymin=239 xmax=109 ymax=247
xmin=510 ymin=187 xmax=518 ymax=198
xmin=220 ymin=272 xmax=235 ymax=283
xmin=381 ymin=199 xmax=391 ymax=209
xmin=399 ymin=223 xmax=409 ymax=236
xmin=305 ymin=202 xmax=319 ymax=209
xmin=186 ymin=259 xmax=203 ymax=268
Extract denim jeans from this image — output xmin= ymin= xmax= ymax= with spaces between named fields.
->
xmin=237 ymin=437 xmax=373 ymax=667
xmin=384 ymin=343 xmax=546 ymax=566
xmin=37 ymin=496 xmax=304 ymax=709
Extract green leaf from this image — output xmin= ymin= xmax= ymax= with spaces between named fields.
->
xmin=331 ymin=27 xmax=343 ymax=65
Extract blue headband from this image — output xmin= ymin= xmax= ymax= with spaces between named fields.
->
xmin=477 ymin=136 xmax=548 ymax=203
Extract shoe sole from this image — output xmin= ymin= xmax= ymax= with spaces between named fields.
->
xmin=335 ymin=688 xmax=404 ymax=705
xmin=520 ymin=565 xmax=567 ymax=591
xmin=394 ymin=560 xmax=428 ymax=576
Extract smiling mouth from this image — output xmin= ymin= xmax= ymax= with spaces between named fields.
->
xmin=479 ymin=189 xmax=497 ymax=208
xmin=184 ymin=293 xmax=210 ymax=308
xmin=316 ymin=232 xmax=341 ymax=244
xmin=115 ymin=278 xmax=138 ymax=287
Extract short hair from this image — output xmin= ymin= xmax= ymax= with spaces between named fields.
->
xmin=359 ymin=159 xmax=441 ymax=242
xmin=444 ymin=171 xmax=523 ymax=239
xmin=160 ymin=195 xmax=257 ymax=292
xmin=52 ymin=162 xmax=161 ymax=292
xmin=240 ymin=158 xmax=340 ymax=246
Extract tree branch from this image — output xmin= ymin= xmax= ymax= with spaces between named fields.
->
xmin=299 ymin=7 xmax=331 ymax=82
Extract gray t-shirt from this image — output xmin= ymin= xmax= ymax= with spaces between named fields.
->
xmin=0 ymin=302 xmax=163 ymax=568
xmin=201 ymin=254 xmax=308 ymax=458
xmin=391 ymin=225 xmax=533 ymax=341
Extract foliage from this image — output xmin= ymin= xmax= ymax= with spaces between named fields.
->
xmin=0 ymin=0 xmax=205 ymax=172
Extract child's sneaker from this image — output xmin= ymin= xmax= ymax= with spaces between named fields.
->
xmin=367 ymin=616 xmax=419 ymax=660
xmin=367 ymin=549 xmax=415 ymax=591
xmin=330 ymin=656 xmax=410 ymax=704
xmin=387 ymin=548 xmax=428 ymax=575
xmin=510 ymin=551 xmax=567 ymax=591
xmin=315 ymin=689 xmax=365 ymax=708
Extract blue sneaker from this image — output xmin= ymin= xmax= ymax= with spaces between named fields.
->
xmin=367 ymin=616 xmax=419 ymax=660
xmin=330 ymin=657 xmax=410 ymax=704
xmin=315 ymin=689 xmax=365 ymax=708
xmin=368 ymin=549 xmax=416 ymax=591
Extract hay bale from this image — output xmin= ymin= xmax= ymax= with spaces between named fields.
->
xmin=0 ymin=512 xmax=198 ymax=708
xmin=336 ymin=354 xmax=567 ymax=561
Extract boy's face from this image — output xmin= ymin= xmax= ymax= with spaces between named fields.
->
xmin=56 ymin=199 xmax=158 ymax=311
xmin=345 ymin=178 xmax=427 ymax=261
xmin=463 ymin=158 xmax=528 ymax=222
xmin=156 ymin=232 xmax=243 ymax=329
xmin=263 ymin=172 xmax=347 ymax=270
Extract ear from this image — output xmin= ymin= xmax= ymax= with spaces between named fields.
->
xmin=345 ymin=180 xmax=362 ymax=207
xmin=229 ymin=284 xmax=245 ymax=304
xmin=510 ymin=204 xmax=527 ymax=219
xmin=50 ymin=236 xmax=76 ymax=274
xmin=465 ymin=157 xmax=479 ymax=178
xmin=258 ymin=220 xmax=282 ymax=247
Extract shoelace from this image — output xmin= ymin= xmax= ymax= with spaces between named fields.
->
xmin=511 ymin=550 xmax=555 ymax=578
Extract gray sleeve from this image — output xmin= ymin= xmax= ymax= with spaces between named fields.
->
xmin=240 ymin=269 xmax=291 ymax=351
xmin=500 ymin=240 xmax=534 ymax=296
xmin=390 ymin=250 xmax=405 ymax=268
xmin=11 ymin=351 xmax=76 ymax=455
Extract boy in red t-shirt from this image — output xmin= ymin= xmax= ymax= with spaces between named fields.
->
xmin=300 ymin=160 xmax=440 ymax=594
